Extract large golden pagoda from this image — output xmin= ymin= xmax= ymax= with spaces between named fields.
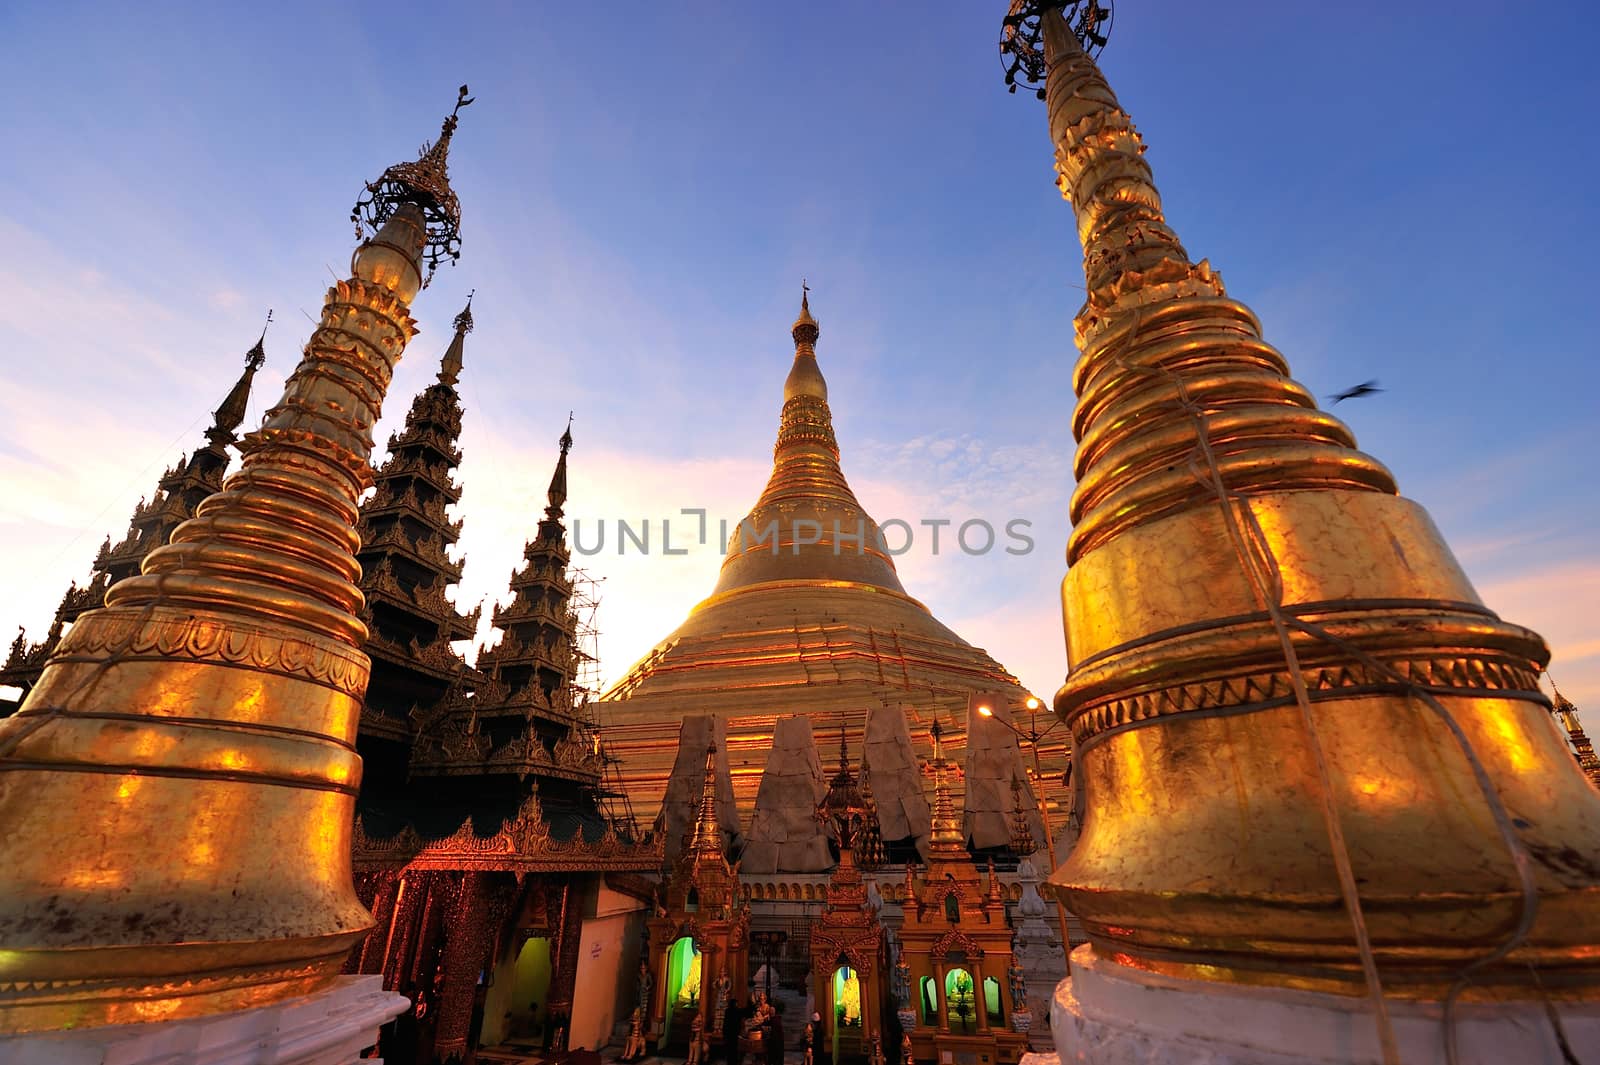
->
xmin=1018 ymin=3 xmax=1600 ymax=1000
xmin=599 ymin=293 xmax=1065 ymax=857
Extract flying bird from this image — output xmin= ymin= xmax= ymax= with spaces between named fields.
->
xmin=1329 ymin=380 xmax=1383 ymax=404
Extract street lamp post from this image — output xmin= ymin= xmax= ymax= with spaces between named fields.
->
xmin=749 ymin=929 xmax=788 ymax=999
xmin=976 ymin=696 xmax=1074 ymax=962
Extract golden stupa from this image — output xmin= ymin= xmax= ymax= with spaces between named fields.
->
xmin=599 ymin=293 xmax=1066 ymax=856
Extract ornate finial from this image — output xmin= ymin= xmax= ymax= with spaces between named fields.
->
xmin=692 ymin=741 xmax=723 ymax=859
xmin=438 ymin=293 xmax=473 ymax=386
xmin=352 ymin=84 xmax=475 ymax=286
xmin=1000 ymin=1 xmax=1113 ymax=99
xmin=838 ymin=720 xmax=849 ymax=775
xmin=792 ymin=280 xmax=820 ymax=347
xmin=546 ymin=417 xmax=572 ymax=519
xmin=244 ymin=310 xmax=271 ymax=372
xmin=209 ymin=316 xmax=270 ymax=445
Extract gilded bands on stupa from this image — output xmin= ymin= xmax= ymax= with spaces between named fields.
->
xmin=1032 ymin=5 xmax=1600 ymax=995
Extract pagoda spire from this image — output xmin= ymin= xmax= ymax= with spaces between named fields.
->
xmin=437 ymin=292 xmax=472 ymax=386
xmin=691 ymin=742 xmax=724 ymax=862
xmin=0 ymin=86 xmax=471 ymax=1029
xmin=546 ymin=415 xmax=573 ymax=522
xmin=1027 ymin=5 xmax=1600 ymax=995
xmin=1551 ymin=680 xmax=1600 ymax=789
xmin=713 ymin=287 xmax=906 ymax=597
xmin=206 ymin=311 xmax=270 ymax=447
xmin=434 ymin=420 xmax=596 ymax=793
xmin=926 ymin=717 xmax=965 ymax=859
xmin=354 ymin=289 xmax=480 ymax=754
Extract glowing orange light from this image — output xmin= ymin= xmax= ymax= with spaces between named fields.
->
xmin=977 ymin=705 xmax=994 ymax=717
xmin=1025 ymin=697 xmax=1042 ymax=710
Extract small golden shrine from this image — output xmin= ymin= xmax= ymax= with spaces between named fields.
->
xmin=645 ymin=742 xmax=751 ymax=1053
xmin=895 ymin=720 xmax=1028 ymax=1065
xmin=810 ymin=730 xmax=890 ymax=1065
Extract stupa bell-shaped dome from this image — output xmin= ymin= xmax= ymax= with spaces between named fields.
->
xmin=600 ymin=291 xmax=1061 ymax=859
xmin=712 ymin=288 xmax=906 ymax=598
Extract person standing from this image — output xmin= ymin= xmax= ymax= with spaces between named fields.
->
xmin=721 ymin=997 xmax=744 ymax=1065
xmin=765 ymin=1007 xmax=785 ymax=1065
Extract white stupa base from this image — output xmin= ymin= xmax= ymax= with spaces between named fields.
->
xmin=1044 ymin=943 xmax=1600 ymax=1065
xmin=0 ymin=976 xmax=410 ymax=1065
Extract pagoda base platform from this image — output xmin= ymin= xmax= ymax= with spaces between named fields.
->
xmin=1042 ymin=944 xmax=1600 ymax=1065
xmin=0 ymin=976 xmax=409 ymax=1065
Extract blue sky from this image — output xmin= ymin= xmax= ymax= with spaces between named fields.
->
xmin=2 ymin=2 xmax=1597 ymax=708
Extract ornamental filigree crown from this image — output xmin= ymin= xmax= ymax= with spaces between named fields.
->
xmin=352 ymin=85 xmax=475 ymax=283
xmin=1000 ymin=1 xmax=1113 ymax=99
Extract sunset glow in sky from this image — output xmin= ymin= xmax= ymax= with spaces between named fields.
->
xmin=2 ymin=2 xmax=1596 ymax=708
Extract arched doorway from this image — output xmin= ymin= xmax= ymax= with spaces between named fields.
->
xmin=509 ymin=936 xmax=552 ymax=1045
xmin=665 ymin=935 xmax=702 ymax=1045
xmin=944 ymin=968 xmax=976 ymax=1035
xmin=831 ymin=964 xmax=863 ymax=1062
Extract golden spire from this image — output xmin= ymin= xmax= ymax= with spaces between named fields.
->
xmin=1031 ymin=5 xmax=1600 ymax=997
xmin=1551 ymin=680 xmax=1600 ymax=789
xmin=437 ymin=291 xmax=472 ymax=386
xmin=205 ymin=311 xmax=270 ymax=447
xmin=691 ymin=741 xmax=724 ymax=862
xmin=0 ymin=91 xmax=472 ymax=1031
xmin=712 ymin=287 xmax=906 ymax=596
xmin=926 ymin=717 xmax=965 ymax=858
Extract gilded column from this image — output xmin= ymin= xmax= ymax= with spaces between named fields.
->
xmin=1018 ymin=6 xmax=1600 ymax=995
xmin=0 ymin=90 xmax=475 ymax=1030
